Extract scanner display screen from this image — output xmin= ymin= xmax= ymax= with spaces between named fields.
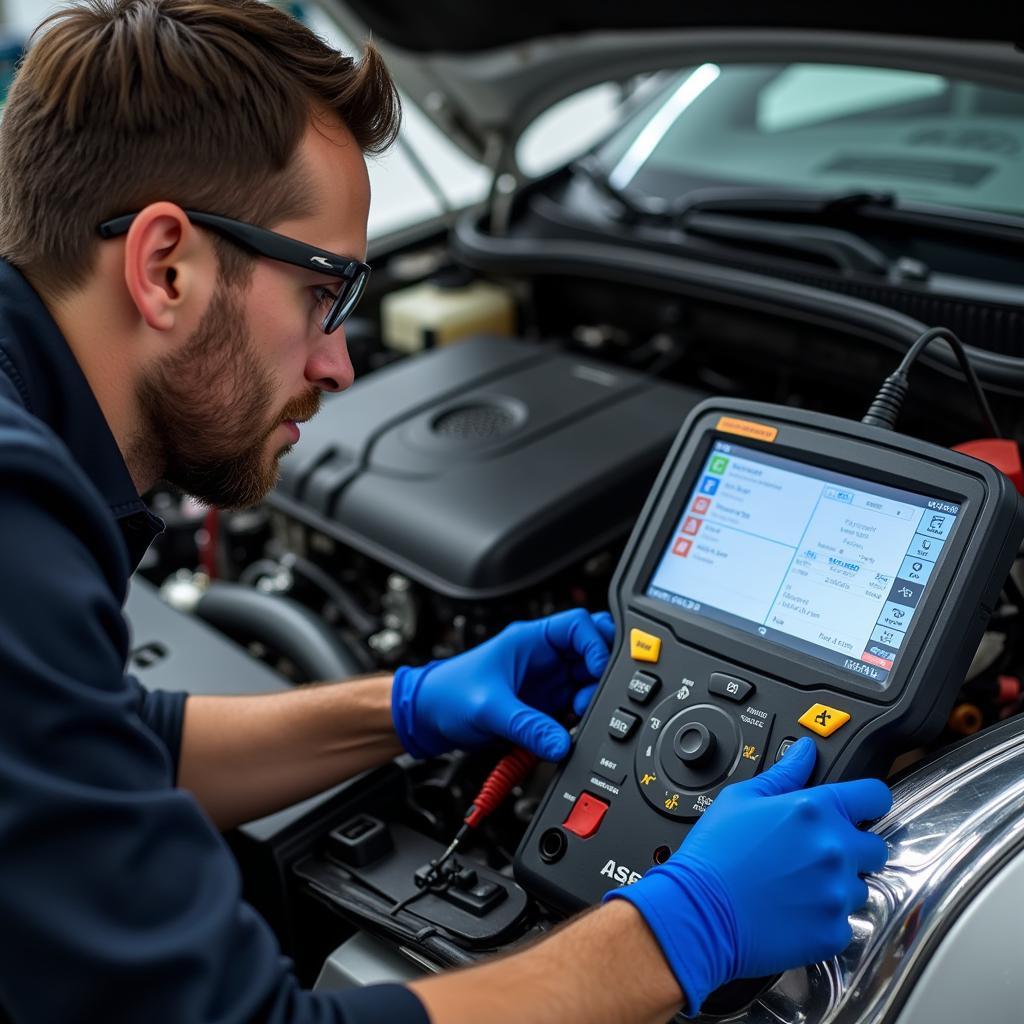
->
xmin=646 ymin=441 xmax=961 ymax=684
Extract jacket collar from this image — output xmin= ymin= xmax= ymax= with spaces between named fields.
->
xmin=0 ymin=259 xmax=163 ymax=569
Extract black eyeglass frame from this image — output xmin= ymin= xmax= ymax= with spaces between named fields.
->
xmin=97 ymin=209 xmax=371 ymax=333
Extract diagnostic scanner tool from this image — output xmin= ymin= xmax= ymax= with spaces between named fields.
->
xmin=515 ymin=399 xmax=1024 ymax=910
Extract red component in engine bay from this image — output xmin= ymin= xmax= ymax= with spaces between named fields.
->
xmin=954 ymin=439 xmax=1024 ymax=495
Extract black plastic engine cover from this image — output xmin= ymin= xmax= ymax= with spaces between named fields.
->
xmin=269 ymin=336 xmax=706 ymax=599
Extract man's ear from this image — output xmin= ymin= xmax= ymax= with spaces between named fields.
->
xmin=122 ymin=202 xmax=215 ymax=334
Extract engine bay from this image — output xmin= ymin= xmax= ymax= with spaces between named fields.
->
xmin=128 ymin=208 xmax=1024 ymax=1014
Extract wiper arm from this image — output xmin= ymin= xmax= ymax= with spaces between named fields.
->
xmin=575 ymin=159 xmax=1024 ymax=247
xmin=854 ymin=197 xmax=1024 ymax=246
xmin=575 ymin=158 xmax=897 ymax=222
xmin=670 ymin=185 xmax=898 ymax=220
xmin=684 ymin=212 xmax=892 ymax=276
xmin=674 ymin=186 xmax=1024 ymax=244
xmin=574 ymin=159 xmax=894 ymax=276
xmin=574 ymin=155 xmax=667 ymax=222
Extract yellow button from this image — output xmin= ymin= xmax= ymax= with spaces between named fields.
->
xmin=798 ymin=703 xmax=851 ymax=738
xmin=630 ymin=629 xmax=662 ymax=663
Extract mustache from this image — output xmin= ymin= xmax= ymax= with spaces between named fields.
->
xmin=279 ymin=388 xmax=322 ymax=425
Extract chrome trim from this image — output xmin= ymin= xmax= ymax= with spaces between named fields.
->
xmin=698 ymin=717 xmax=1024 ymax=1023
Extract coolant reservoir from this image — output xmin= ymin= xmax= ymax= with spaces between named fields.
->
xmin=381 ymin=269 xmax=516 ymax=354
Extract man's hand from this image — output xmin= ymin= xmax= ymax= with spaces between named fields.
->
xmin=391 ymin=609 xmax=614 ymax=761
xmin=606 ymin=737 xmax=892 ymax=1015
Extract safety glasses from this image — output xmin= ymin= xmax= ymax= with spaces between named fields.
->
xmin=98 ymin=209 xmax=371 ymax=333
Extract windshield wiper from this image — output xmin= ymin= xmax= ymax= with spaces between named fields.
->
xmin=576 ymin=158 xmax=1024 ymax=248
xmin=574 ymin=155 xmax=673 ymax=221
xmin=575 ymin=158 xmax=895 ymax=222
xmin=670 ymin=185 xmax=898 ymax=220
xmin=672 ymin=186 xmax=1024 ymax=246
xmin=574 ymin=159 xmax=895 ymax=276
xmin=683 ymin=212 xmax=893 ymax=276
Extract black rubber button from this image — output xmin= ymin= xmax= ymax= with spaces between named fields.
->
xmin=626 ymin=671 xmax=662 ymax=705
xmin=709 ymin=672 xmax=754 ymax=703
xmin=608 ymin=708 xmax=640 ymax=741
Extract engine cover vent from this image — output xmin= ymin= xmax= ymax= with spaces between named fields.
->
xmin=432 ymin=402 xmax=522 ymax=441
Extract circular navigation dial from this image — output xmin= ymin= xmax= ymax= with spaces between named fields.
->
xmin=635 ymin=698 xmax=743 ymax=820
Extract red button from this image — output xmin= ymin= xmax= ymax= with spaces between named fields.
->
xmin=563 ymin=792 xmax=610 ymax=839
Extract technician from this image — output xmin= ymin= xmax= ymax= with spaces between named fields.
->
xmin=0 ymin=3 xmax=891 ymax=1022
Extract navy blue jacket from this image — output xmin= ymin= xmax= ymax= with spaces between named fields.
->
xmin=0 ymin=260 xmax=428 ymax=1024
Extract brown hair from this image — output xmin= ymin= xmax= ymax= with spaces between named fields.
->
xmin=0 ymin=0 xmax=400 ymax=298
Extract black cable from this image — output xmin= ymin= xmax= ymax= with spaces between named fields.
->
xmin=239 ymin=549 xmax=381 ymax=644
xmin=388 ymin=887 xmax=433 ymax=918
xmin=860 ymin=371 xmax=910 ymax=432
xmin=896 ymin=328 xmax=1002 ymax=437
xmin=388 ymin=861 xmax=460 ymax=918
xmin=863 ymin=326 xmax=1002 ymax=437
xmin=279 ymin=552 xmax=380 ymax=638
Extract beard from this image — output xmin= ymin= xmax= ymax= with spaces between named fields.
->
xmin=134 ymin=281 xmax=321 ymax=510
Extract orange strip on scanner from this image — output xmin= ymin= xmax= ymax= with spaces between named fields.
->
xmin=716 ymin=416 xmax=778 ymax=442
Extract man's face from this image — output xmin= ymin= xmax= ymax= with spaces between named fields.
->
xmin=135 ymin=279 xmax=321 ymax=509
xmin=136 ymin=114 xmax=370 ymax=509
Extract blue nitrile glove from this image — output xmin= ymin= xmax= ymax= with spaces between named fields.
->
xmin=391 ymin=609 xmax=615 ymax=761
xmin=605 ymin=736 xmax=892 ymax=1016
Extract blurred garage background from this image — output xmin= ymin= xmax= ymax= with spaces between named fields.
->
xmin=0 ymin=0 xmax=626 ymax=245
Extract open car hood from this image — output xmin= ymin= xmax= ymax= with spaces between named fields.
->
xmin=319 ymin=2 xmax=1024 ymax=165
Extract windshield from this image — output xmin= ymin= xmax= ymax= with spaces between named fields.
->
xmin=597 ymin=63 xmax=1024 ymax=218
